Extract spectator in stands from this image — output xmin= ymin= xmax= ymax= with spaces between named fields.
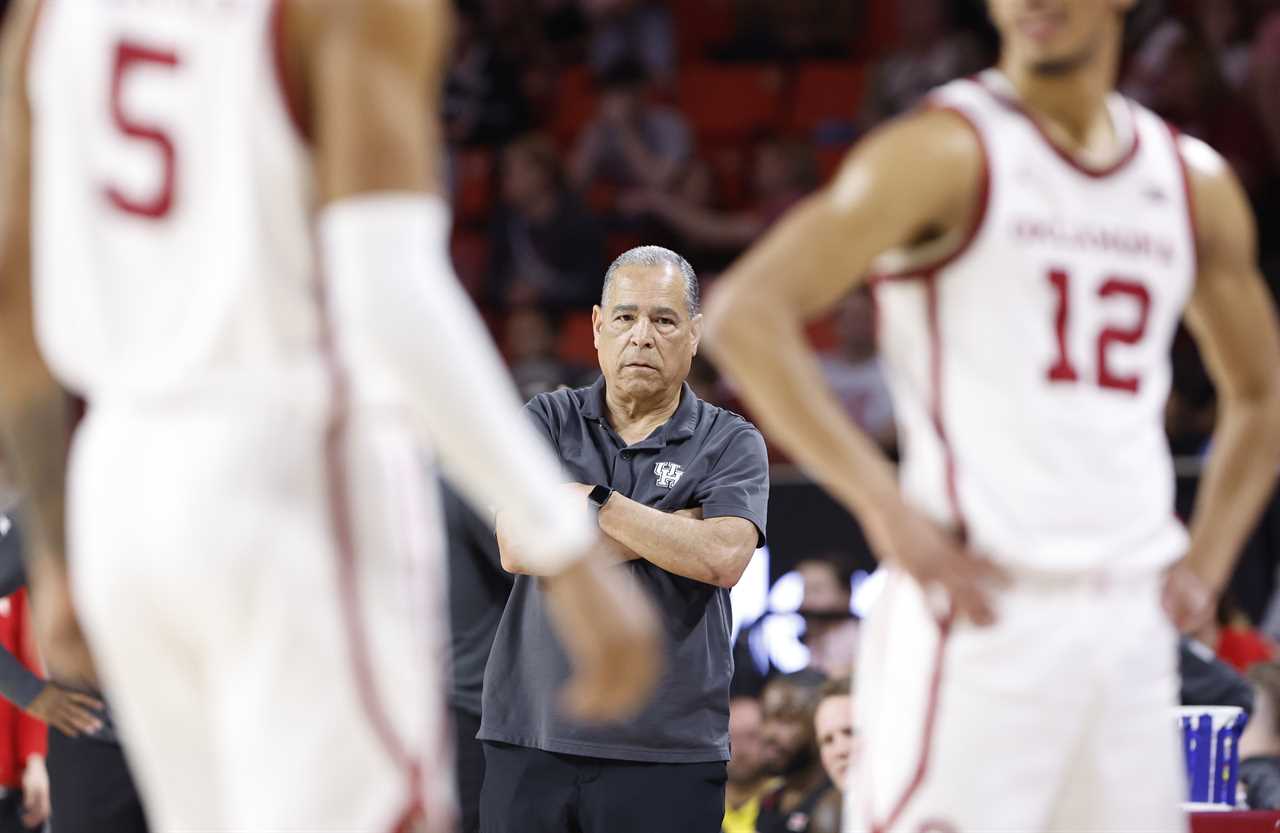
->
xmin=490 ymin=132 xmax=606 ymax=310
xmin=1241 ymin=661 xmax=1280 ymax=809
xmin=1209 ymin=596 xmax=1276 ymax=673
xmin=756 ymin=670 xmax=840 ymax=833
xmin=569 ymin=61 xmax=692 ymax=192
xmin=1179 ymin=636 xmax=1254 ymax=715
xmin=820 ymin=288 xmax=895 ymax=450
xmin=444 ymin=7 xmax=532 ymax=146
xmin=796 ymin=556 xmax=858 ymax=679
xmin=858 ymin=0 xmax=985 ymax=126
xmin=0 ymin=589 xmax=48 ymax=833
xmin=581 ymin=0 xmax=675 ymax=88
xmin=813 ymin=677 xmax=855 ymax=797
xmin=504 ymin=305 xmax=590 ymax=400
xmin=723 ymin=694 xmax=773 ymax=833
xmin=620 ymin=139 xmax=816 ymax=259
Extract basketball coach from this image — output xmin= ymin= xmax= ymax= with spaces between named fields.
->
xmin=479 ymin=246 xmax=769 ymax=833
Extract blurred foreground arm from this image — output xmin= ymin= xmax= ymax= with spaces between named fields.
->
xmin=703 ymin=110 xmax=1007 ymax=625
xmin=293 ymin=0 xmax=659 ymax=718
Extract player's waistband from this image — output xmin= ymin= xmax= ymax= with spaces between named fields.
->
xmin=999 ymin=562 xmax=1169 ymax=595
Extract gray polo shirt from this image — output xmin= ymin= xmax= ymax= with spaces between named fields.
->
xmin=479 ymin=377 xmax=769 ymax=763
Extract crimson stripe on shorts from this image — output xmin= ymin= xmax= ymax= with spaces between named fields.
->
xmin=312 ymin=247 xmax=423 ymax=823
xmin=870 ymin=272 xmax=962 ymax=833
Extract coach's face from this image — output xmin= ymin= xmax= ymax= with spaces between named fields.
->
xmin=593 ymin=264 xmax=701 ymax=402
xmin=987 ymin=0 xmax=1136 ymax=75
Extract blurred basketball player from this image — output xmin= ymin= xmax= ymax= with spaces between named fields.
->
xmin=706 ymin=0 xmax=1280 ymax=831
xmin=0 ymin=2 xmax=660 ymax=831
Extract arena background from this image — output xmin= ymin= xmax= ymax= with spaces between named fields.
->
xmin=433 ymin=0 xmax=1280 ymax=672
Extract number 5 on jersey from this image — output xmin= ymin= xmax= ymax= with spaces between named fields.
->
xmin=1046 ymin=269 xmax=1152 ymax=394
xmin=103 ymin=41 xmax=181 ymax=220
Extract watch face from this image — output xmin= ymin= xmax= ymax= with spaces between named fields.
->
xmin=589 ymin=485 xmax=612 ymax=507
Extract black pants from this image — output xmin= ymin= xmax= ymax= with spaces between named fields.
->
xmin=46 ymin=729 xmax=149 ymax=833
xmin=0 ymin=792 xmax=41 ymax=833
xmin=452 ymin=708 xmax=485 ymax=833
xmin=479 ymin=742 xmax=726 ymax=833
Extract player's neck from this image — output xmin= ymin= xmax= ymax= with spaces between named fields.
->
xmin=997 ymin=37 xmax=1120 ymax=149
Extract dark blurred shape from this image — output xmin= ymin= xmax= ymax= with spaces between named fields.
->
xmin=819 ymin=288 xmax=895 ymax=451
xmin=582 ymin=0 xmax=676 ymax=87
xmin=443 ymin=482 xmax=513 ymax=833
xmin=1241 ymin=661 xmax=1280 ymax=809
xmin=445 ymin=7 xmax=532 ymax=146
xmin=504 ymin=305 xmax=591 ymax=400
xmin=490 ymin=132 xmax=607 ymax=310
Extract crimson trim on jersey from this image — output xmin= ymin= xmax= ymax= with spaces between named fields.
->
xmin=869 ymin=105 xmax=991 ymax=285
xmin=270 ymin=0 xmax=310 ymax=142
xmin=975 ymin=74 xmax=1142 ymax=179
xmin=1166 ymin=124 xmax=1200 ymax=272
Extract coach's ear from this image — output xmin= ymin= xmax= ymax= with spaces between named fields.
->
xmin=591 ymin=305 xmax=603 ymax=350
xmin=689 ymin=312 xmax=704 ymax=356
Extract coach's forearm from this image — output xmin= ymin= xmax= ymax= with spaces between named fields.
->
xmin=1185 ymin=389 xmax=1280 ymax=590
xmin=597 ymin=495 xmax=753 ymax=588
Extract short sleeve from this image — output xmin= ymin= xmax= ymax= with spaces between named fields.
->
xmin=694 ymin=426 xmax=770 ymax=547
xmin=522 ymin=395 xmax=558 ymax=449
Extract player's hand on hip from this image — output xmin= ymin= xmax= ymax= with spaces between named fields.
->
xmin=544 ymin=553 xmax=663 ymax=722
xmin=872 ymin=501 xmax=1009 ymax=627
xmin=27 ymin=682 xmax=104 ymax=737
xmin=1162 ymin=558 xmax=1216 ymax=633
xmin=19 ymin=755 xmax=49 ymax=828
xmin=28 ymin=560 xmax=100 ymax=691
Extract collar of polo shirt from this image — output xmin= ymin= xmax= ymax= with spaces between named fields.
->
xmin=580 ymin=376 xmax=701 ymax=446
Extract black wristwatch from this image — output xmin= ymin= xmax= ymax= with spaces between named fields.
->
xmin=587 ymin=484 xmax=614 ymax=511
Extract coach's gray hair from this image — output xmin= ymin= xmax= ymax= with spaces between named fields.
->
xmin=601 ymin=245 xmax=700 ymax=316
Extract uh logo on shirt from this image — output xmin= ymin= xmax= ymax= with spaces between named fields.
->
xmin=654 ymin=461 xmax=683 ymax=489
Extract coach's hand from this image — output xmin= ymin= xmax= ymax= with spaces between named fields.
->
xmin=544 ymin=555 xmax=662 ymax=722
xmin=1162 ymin=558 xmax=1216 ymax=633
xmin=27 ymin=682 xmax=104 ymax=737
xmin=871 ymin=500 xmax=1009 ymax=627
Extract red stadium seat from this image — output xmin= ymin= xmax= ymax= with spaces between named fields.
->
xmin=453 ymin=149 xmax=495 ymax=225
xmin=450 ymin=230 xmax=490 ymax=297
xmin=557 ymin=311 xmax=598 ymax=367
xmin=552 ymin=66 xmax=597 ymax=145
xmin=787 ymin=62 xmax=868 ymax=135
xmin=673 ymin=0 xmax=735 ymax=60
xmin=678 ymin=64 xmax=783 ymax=143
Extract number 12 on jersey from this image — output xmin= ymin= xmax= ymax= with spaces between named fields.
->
xmin=1046 ymin=269 xmax=1151 ymax=394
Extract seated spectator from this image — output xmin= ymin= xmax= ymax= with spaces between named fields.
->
xmin=620 ymin=138 xmax=816 ymax=258
xmin=1241 ymin=661 xmax=1280 ymax=809
xmin=813 ymin=678 xmax=855 ymax=799
xmin=796 ymin=556 xmax=859 ymax=679
xmin=489 ymin=133 xmax=606 ymax=309
xmin=820 ymin=288 xmax=895 ymax=449
xmin=581 ymin=0 xmax=675 ymax=87
xmin=444 ymin=7 xmax=531 ymax=146
xmin=723 ymin=694 xmax=775 ymax=833
xmin=1179 ymin=636 xmax=1254 ymax=715
xmin=569 ymin=62 xmax=692 ymax=192
xmin=503 ymin=306 xmax=590 ymax=400
xmin=756 ymin=671 xmax=841 ymax=833
xmin=859 ymin=0 xmax=985 ymax=126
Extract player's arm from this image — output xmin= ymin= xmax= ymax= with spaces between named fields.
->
xmin=0 ymin=0 xmax=67 ymax=576
xmin=1165 ymin=137 xmax=1280 ymax=628
xmin=704 ymin=109 xmax=1006 ymax=624
xmin=289 ymin=0 xmax=659 ymax=719
xmin=0 ymin=0 xmax=97 ymax=688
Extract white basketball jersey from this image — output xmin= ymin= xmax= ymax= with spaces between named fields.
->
xmin=28 ymin=1 xmax=318 ymax=402
xmin=874 ymin=70 xmax=1195 ymax=573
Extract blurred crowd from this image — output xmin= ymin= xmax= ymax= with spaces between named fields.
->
xmin=445 ymin=0 xmax=1280 ymax=461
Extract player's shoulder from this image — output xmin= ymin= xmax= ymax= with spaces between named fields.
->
xmin=285 ymin=0 xmax=447 ymax=45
